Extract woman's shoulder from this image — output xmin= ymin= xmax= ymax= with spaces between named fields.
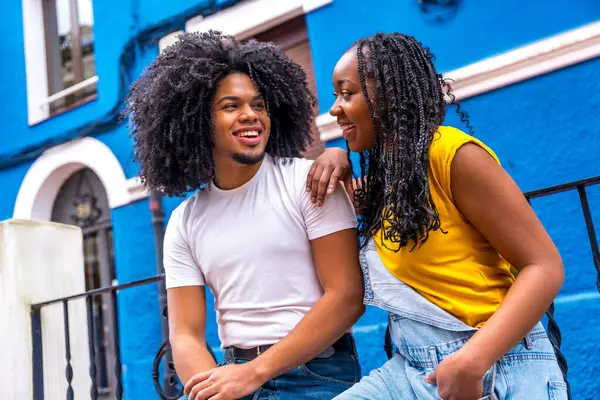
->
xmin=431 ymin=126 xmax=476 ymax=153
xmin=428 ymin=126 xmax=500 ymax=198
xmin=430 ymin=126 xmax=499 ymax=167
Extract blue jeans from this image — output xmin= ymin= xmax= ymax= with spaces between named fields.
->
xmin=226 ymin=335 xmax=361 ymax=399
xmin=334 ymin=241 xmax=568 ymax=399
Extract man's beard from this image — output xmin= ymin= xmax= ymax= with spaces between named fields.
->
xmin=232 ymin=151 xmax=265 ymax=165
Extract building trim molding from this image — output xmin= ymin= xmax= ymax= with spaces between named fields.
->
xmin=124 ymin=176 xmax=150 ymax=205
xmin=13 ymin=137 xmax=144 ymax=221
xmin=320 ymin=20 xmax=600 ymax=142
xmin=185 ymin=0 xmax=333 ymax=40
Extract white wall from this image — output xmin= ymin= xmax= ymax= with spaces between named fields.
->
xmin=0 ymin=219 xmax=90 ymax=399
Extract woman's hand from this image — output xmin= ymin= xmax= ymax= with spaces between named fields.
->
xmin=306 ymin=147 xmax=353 ymax=206
xmin=424 ymin=351 xmax=485 ymax=400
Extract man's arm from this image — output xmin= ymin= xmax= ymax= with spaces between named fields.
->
xmin=185 ymin=180 xmax=364 ymax=400
xmin=251 ymin=170 xmax=364 ymax=377
xmin=162 ymin=206 xmax=216 ymax=384
xmin=168 ymin=286 xmax=217 ymax=383
xmin=185 ymin=228 xmax=364 ymax=400
xmin=251 ymin=227 xmax=364 ymax=377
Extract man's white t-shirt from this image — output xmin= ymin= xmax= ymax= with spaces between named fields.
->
xmin=163 ymin=154 xmax=357 ymax=348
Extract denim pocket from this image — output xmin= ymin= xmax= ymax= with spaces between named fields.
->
xmin=548 ymin=381 xmax=568 ymax=400
xmin=404 ymin=362 xmax=440 ymax=400
xmin=297 ymin=355 xmax=358 ymax=386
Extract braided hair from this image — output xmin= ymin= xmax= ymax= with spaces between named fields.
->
xmin=351 ymin=32 xmax=473 ymax=251
xmin=125 ymin=31 xmax=316 ymax=196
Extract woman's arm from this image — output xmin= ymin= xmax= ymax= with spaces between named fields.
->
xmin=306 ymin=147 xmax=353 ymax=205
xmin=426 ymin=143 xmax=564 ymax=399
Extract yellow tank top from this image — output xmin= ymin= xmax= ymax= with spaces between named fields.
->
xmin=374 ymin=126 xmax=515 ymax=328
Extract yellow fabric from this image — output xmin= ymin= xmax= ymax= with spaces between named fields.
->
xmin=374 ymin=126 xmax=515 ymax=328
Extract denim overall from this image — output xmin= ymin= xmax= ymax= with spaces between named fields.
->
xmin=335 ymin=241 xmax=568 ymax=400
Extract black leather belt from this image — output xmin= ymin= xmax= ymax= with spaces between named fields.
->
xmin=225 ymin=333 xmax=354 ymax=361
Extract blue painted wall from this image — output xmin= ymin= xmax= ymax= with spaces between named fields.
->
xmin=0 ymin=162 xmax=31 ymax=221
xmin=0 ymin=0 xmax=222 ymax=172
xmin=111 ymin=200 xmax=162 ymax=398
xmin=0 ymin=0 xmax=133 ymax=156
xmin=307 ymin=0 xmax=600 ymax=114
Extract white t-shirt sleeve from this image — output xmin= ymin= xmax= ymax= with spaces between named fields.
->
xmin=296 ymin=159 xmax=358 ymax=240
xmin=163 ymin=205 xmax=206 ymax=288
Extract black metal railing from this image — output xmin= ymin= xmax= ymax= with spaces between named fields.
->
xmin=526 ymin=176 xmax=600 ymax=400
xmin=31 ymin=176 xmax=600 ymax=400
xmin=383 ymin=175 xmax=600 ymax=400
xmin=525 ymin=176 xmax=600 ymax=399
xmin=525 ymin=175 xmax=600 ymax=296
xmin=30 ymin=274 xmax=186 ymax=400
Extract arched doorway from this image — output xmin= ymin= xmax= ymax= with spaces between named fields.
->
xmin=51 ymin=167 xmax=117 ymax=398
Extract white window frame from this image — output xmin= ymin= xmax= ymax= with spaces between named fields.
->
xmin=184 ymin=0 xmax=333 ymax=40
xmin=21 ymin=0 xmax=99 ymax=126
xmin=160 ymin=0 xmax=334 ymax=53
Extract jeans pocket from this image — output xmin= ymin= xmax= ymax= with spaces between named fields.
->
xmin=548 ymin=381 xmax=568 ymax=400
xmin=298 ymin=356 xmax=358 ymax=386
xmin=406 ymin=366 xmax=440 ymax=400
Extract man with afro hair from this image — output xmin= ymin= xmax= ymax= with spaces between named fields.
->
xmin=125 ymin=31 xmax=364 ymax=400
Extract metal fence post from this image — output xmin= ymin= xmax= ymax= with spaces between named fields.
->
xmin=31 ymin=306 xmax=44 ymax=400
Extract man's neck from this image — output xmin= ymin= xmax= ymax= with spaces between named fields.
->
xmin=213 ymin=156 xmax=265 ymax=190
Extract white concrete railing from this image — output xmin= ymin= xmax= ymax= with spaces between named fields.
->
xmin=0 ymin=219 xmax=90 ymax=400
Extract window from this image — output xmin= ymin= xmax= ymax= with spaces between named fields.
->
xmin=42 ymin=0 xmax=97 ymax=115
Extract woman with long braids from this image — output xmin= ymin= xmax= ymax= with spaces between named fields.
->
xmin=309 ymin=33 xmax=568 ymax=399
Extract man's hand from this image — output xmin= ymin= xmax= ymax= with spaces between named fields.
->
xmin=424 ymin=351 xmax=485 ymax=400
xmin=306 ymin=147 xmax=352 ymax=206
xmin=184 ymin=363 xmax=265 ymax=400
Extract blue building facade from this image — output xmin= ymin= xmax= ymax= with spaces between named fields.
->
xmin=1 ymin=0 xmax=599 ymax=398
